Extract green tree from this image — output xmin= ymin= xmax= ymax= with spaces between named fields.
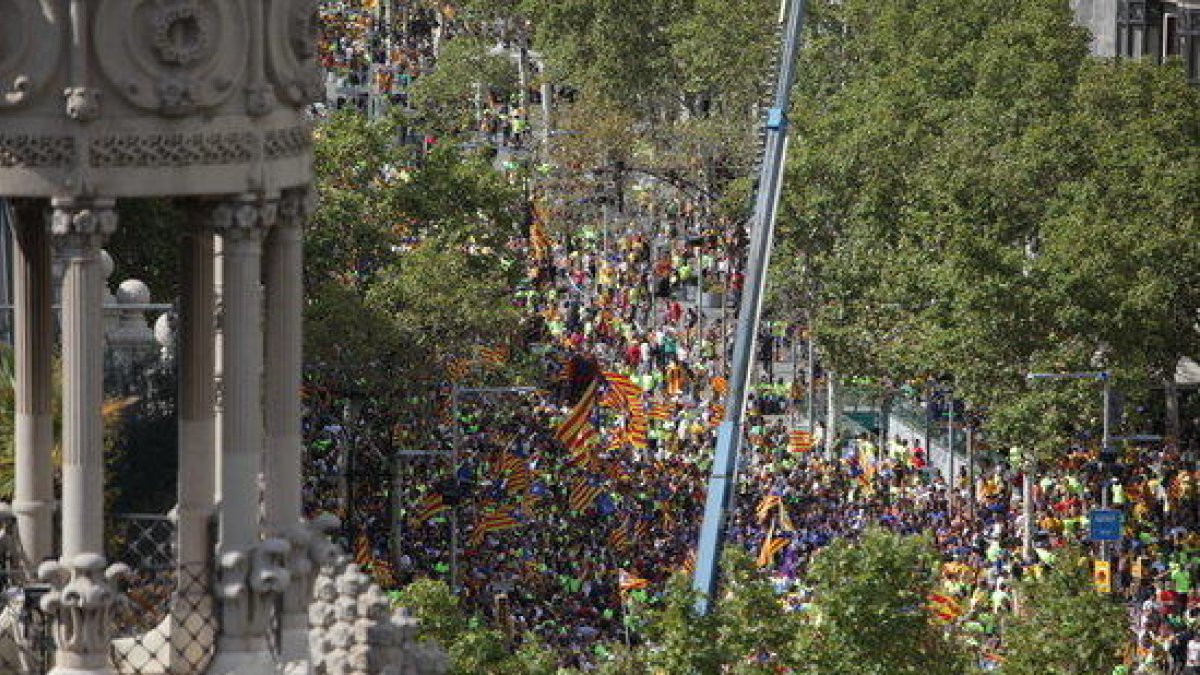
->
xmin=409 ymin=35 xmax=520 ymax=138
xmin=1000 ymin=553 xmax=1127 ymax=674
xmin=795 ymin=528 xmax=973 ymax=674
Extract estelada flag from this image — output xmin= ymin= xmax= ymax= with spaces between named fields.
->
xmin=555 ymin=380 xmax=598 ymax=447
xmin=788 ymin=430 xmax=814 ymax=453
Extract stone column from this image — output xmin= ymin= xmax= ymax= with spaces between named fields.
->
xmin=171 ymin=205 xmax=219 ymax=670
xmin=264 ymin=189 xmax=314 ymax=662
xmin=263 ymin=188 xmax=310 ymax=534
xmin=10 ymin=200 xmax=55 ymax=571
xmin=207 ymin=195 xmax=279 ymax=675
xmin=45 ymin=196 xmax=123 ymax=675
xmin=178 ymin=206 xmax=217 ymax=569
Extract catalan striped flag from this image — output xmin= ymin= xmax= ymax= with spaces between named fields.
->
xmin=607 ymin=518 xmax=631 ymax=551
xmin=446 ymin=357 xmax=471 ymax=382
xmin=567 ymin=424 xmax=598 ymax=451
xmin=604 ymin=367 xmax=643 ymax=403
xmin=504 ymin=458 xmax=532 ymax=495
xmin=680 ymin=549 xmax=697 ymax=575
xmin=470 ymin=509 xmax=521 ymax=545
xmin=480 ymin=345 xmax=510 ymax=367
xmin=354 ymin=532 xmax=373 ymax=568
xmin=756 ymin=534 xmax=789 ymax=568
xmin=618 ymin=568 xmax=650 ymax=593
xmin=648 ymin=401 xmax=673 ymax=421
xmin=530 ymin=211 xmax=552 ymax=260
xmin=756 ymin=494 xmax=783 ymax=523
xmin=555 ymin=380 xmax=599 ymax=447
xmin=927 ymin=592 xmax=963 ymax=623
xmin=410 ymin=492 xmax=449 ymax=524
xmin=569 ymin=478 xmax=604 ymax=512
xmin=566 ymin=444 xmax=599 ymax=471
xmin=633 ymin=516 xmax=652 ymax=542
xmin=788 ymin=429 xmax=814 ymax=453
xmin=371 ymin=556 xmax=398 ymax=588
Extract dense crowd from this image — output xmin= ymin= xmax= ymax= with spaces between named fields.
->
xmin=391 ymin=198 xmax=1200 ymax=672
xmin=303 ymin=8 xmax=1200 ymax=672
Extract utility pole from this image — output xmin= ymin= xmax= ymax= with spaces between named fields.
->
xmin=692 ymin=0 xmax=807 ymax=615
xmin=947 ymin=392 xmax=955 ymax=517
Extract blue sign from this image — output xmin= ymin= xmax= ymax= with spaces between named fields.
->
xmin=1090 ymin=509 xmax=1123 ymax=542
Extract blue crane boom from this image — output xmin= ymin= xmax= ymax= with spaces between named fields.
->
xmin=691 ymin=0 xmax=808 ymax=615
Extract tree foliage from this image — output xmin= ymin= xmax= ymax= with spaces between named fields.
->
xmin=1000 ymin=552 xmax=1128 ymax=674
xmin=796 ymin=528 xmax=973 ymax=674
xmin=783 ymin=0 xmax=1200 ymax=456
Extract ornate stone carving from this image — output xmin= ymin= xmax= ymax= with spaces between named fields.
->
xmin=64 ymin=87 xmax=102 ymax=122
xmin=0 ymin=135 xmax=76 ymax=168
xmin=265 ymin=0 xmax=325 ymax=106
xmin=94 ymin=0 xmax=248 ymax=115
xmin=216 ymin=549 xmax=251 ymax=638
xmin=265 ymin=126 xmax=314 ymax=161
xmin=308 ymin=555 xmax=448 ymax=675
xmin=249 ymin=538 xmax=292 ymax=635
xmin=51 ymin=198 xmax=119 ymax=249
xmin=89 ymin=131 xmax=255 ymax=168
xmin=151 ymin=3 xmax=212 ymax=66
xmin=213 ymin=196 xmax=277 ymax=243
xmin=38 ymin=554 xmax=131 ymax=664
xmin=0 ymin=0 xmax=62 ymax=108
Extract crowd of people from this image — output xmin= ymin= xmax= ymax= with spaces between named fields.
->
xmin=308 ymin=192 xmax=1200 ymax=673
xmin=301 ymin=6 xmax=1200 ymax=673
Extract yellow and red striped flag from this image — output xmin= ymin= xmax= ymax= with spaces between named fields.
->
xmin=648 ymin=401 xmax=673 ymax=421
xmin=569 ymin=478 xmax=604 ymax=512
xmin=927 ymin=592 xmax=963 ymax=623
xmin=480 ymin=345 xmax=510 ymax=367
xmin=530 ymin=209 xmax=552 ymax=260
xmin=756 ymin=535 xmax=788 ymax=568
xmin=555 ymin=380 xmax=599 ymax=447
xmin=601 ymin=371 xmax=643 ymax=411
xmin=470 ymin=509 xmax=521 ymax=545
xmin=618 ymin=568 xmax=650 ymax=593
xmin=788 ymin=429 xmax=814 ymax=453
xmin=354 ymin=532 xmax=372 ymax=568
xmin=410 ymin=492 xmax=449 ymax=524
xmin=756 ymin=494 xmax=783 ymax=523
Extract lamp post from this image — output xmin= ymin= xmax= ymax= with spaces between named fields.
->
xmin=1026 ymin=370 xmax=1113 ymax=562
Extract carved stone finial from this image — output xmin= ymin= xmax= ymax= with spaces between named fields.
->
xmin=37 ymin=553 xmax=129 ymax=667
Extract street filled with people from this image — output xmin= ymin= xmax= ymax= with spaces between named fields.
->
xmin=300 ymin=3 xmax=1200 ymax=673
